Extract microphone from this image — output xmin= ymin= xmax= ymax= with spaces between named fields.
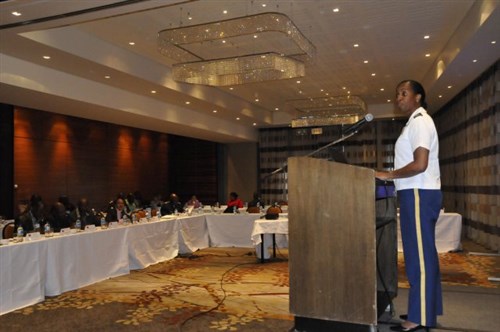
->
xmin=342 ymin=113 xmax=374 ymax=135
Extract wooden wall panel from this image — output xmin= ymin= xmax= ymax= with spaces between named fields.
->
xmin=13 ymin=107 xmax=171 ymax=213
xmin=168 ymin=135 xmax=219 ymax=205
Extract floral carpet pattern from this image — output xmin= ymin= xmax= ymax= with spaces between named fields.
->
xmin=1 ymin=247 xmax=498 ymax=331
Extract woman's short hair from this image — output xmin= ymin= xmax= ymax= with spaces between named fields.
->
xmin=398 ymin=80 xmax=427 ymax=109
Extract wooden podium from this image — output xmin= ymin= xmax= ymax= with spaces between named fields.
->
xmin=288 ymin=157 xmax=381 ymax=331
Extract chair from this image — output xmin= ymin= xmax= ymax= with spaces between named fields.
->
xmin=2 ymin=222 xmax=15 ymax=239
xmin=247 ymin=206 xmax=261 ymax=213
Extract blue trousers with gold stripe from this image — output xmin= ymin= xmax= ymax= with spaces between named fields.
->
xmin=399 ymin=188 xmax=443 ymax=327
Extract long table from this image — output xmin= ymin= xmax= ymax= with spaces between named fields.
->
xmin=0 ymin=213 xmax=288 ymax=315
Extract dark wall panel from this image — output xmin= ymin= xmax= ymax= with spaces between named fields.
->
xmin=13 ymin=107 xmax=170 ymax=212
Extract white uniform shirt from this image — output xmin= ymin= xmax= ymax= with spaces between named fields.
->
xmin=394 ymin=107 xmax=441 ymax=191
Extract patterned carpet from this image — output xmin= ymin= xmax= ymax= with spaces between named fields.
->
xmin=1 ymin=247 xmax=498 ymax=331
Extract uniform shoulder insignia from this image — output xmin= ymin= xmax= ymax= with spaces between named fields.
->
xmin=413 ymin=113 xmax=423 ymax=119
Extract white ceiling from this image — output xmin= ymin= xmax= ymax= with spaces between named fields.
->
xmin=1 ymin=0 xmax=499 ymax=143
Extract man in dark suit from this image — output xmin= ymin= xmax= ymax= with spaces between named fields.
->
xmin=160 ymin=193 xmax=184 ymax=216
xmin=106 ymin=197 xmax=130 ymax=222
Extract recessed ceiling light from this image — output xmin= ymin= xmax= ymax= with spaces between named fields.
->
xmin=353 ymin=44 xmax=359 ymax=48
xmin=439 ymin=95 xmax=442 ymax=98
xmin=491 ymin=40 xmax=496 ymax=44
xmin=185 ymin=101 xmax=191 ymax=104
xmin=223 ymin=10 xmax=228 ymax=14
xmin=342 ymin=87 xmax=346 ymax=90
xmin=255 ymin=98 xmax=259 ymax=102
xmin=472 ymin=59 xmax=478 ymax=63
xmin=387 ymin=99 xmax=391 ymax=103
xmin=363 ymin=60 xmax=368 ymax=64
xmin=333 ymin=8 xmax=340 ymax=13
xmin=325 ymin=92 xmax=329 ymax=96
xmin=380 ymin=88 xmax=385 ymax=91
xmin=42 ymin=55 xmax=51 ymax=60
xmin=104 ymin=75 xmax=111 ymax=79
xmin=236 ymin=117 xmax=240 ymax=120
xmin=213 ymin=110 xmax=217 ymax=113
xmin=151 ymin=90 xmax=156 ymax=94
xmin=253 ymin=122 xmax=257 ymax=126
xmin=447 ymin=86 xmax=452 ymax=89
xmin=425 ymin=53 xmax=431 ymax=57
xmin=129 ymin=42 xmax=135 ymax=46
xmin=320 ymin=89 xmax=324 ymax=92
xmin=222 ymin=40 xmax=226 ymax=44
xmin=296 ymin=80 xmax=301 ymax=84
xmin=229 ymin=87 xmax=234 ymax=90
xmin=253 ymin=35 xmax=258 ymax=38
xmin=347 ymin=91 xmax=351 ymax=94
xmin=12 ymin=11 xmax=22 ymax=16
xmin=275 ymin=107 xmax=279 ymax=111
xmin=299 ymin=90 xmax=303 ymax=94
xmin=262 ymin=3 xmax=267 ymax=7
xmin=371 ymin=73 xmax=376 ymax=76
xmin=424 ymin=35 xmax=430 ymax=39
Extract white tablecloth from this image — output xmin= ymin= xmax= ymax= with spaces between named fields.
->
xmin=0 ymin=240 xmax=47 ymax=315
xmin=205 ymin=214 xmax=258 ymax=247
xmin=176 ymin=215 xmax=209 ymax=254
xmin=1 ymin=213 xmax=283 ymax=315
xmin=44 ymin=228 xmax=130 ymax=296
xmin=397 ymin=212 xmax=462 ymax=253
xmin=126 ymin=219 xmax=179 ymax=270
xmin=251 ymin=218 xmax=289 ymax=259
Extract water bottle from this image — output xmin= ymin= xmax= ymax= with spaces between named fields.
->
xmin=34 ymin=220 xmax=41 ymax=232
xmin=100 ymin=217 xmax=107 ymax=229
xmin=17 ymin=226 xmax=24 ymax=238
xmin=132 ymin=214 xmax=138 ymax=224
xmin=75 ymin=218 xmax=81 ymax=230
xmin=44 ymin=222 xmax=51 ymax=235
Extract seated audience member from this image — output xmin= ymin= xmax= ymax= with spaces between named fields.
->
xmin=30 ymin=194 xmax=45 ymax=222
xmin=47 ymin=202 xmax=72 ymax=232
xmin=160 ymin=193 xmax=184 ymax=215
xmin=14 ymin=199 xmax=39 ymax=233
xmin=224 ymin=192 xmax=243 ymax=213
xmin=133 ymin=190 xmax=144 ymax=208
xmin=150 ymin=193 xmax=163 ymax=210
xmin=184 ymin=195 xmax=202 ymax=209
xmin=106 ymin=197 xmax=130 ymax=222
xmin=247 ymin=192 xmax=262 ymax=208
xmin=125 ymin=192 xmax=138 ymax=213
xmin=71 ymin=198 xmax=99 ymax=228
xmin=58 ymin=195 xmax=76 ymax=215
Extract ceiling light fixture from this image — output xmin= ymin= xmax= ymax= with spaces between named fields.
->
xmin=129 ymin=42 xmax=135 ymax=45
xmin=289 ymin=95 xmax=367 ymax=128
xmin=158 ymin=12 xmax=315 ymax=86
xmin=333 ymin=8 xmax=340 ymax=13
xmin=42 ymin=55 xmax=51 ymax=60
xmin=12 ymin=11 xmax=21 ymax=16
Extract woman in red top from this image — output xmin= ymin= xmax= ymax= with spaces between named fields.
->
xmin=225 ymin=192 xmax=244 ymax=213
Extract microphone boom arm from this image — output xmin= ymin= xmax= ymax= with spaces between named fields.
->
xmin=264 ymin=131 xmax=357 ymax=178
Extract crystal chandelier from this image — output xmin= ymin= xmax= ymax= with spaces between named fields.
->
xmin=289 ymin=95 xmax=367 ymax=128
xmin=158 ymin=12 xmax=315 ymax=86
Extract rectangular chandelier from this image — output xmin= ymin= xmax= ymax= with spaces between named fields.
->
xmin=289 ymin=96 xmax=367 ymax=128
xmin=173 ymin=52 xmax=305 ymax=86
xmin=158 ymin=12 xmax=315 ymax=86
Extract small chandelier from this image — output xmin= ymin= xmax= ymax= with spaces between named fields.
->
xmin=289 ymin=95 xmax=367 ymax=128
xmin=158 ymin=12 xmax=315 ymax=86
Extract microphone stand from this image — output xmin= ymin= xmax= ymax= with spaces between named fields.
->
xmin=264 ymin=131 xmax=357 ymax=178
